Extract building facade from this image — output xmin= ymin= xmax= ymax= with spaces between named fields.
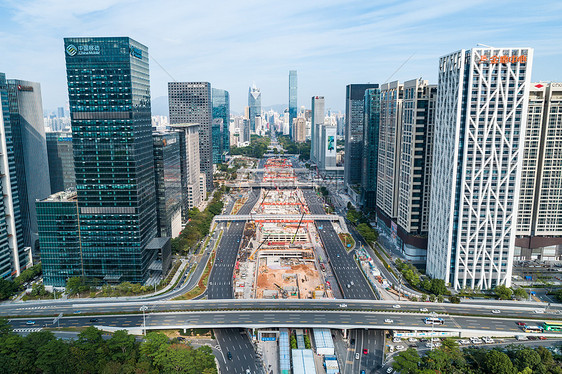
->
xmin=212 ymin=88 xmax=230 ymax=161
xmin=311 ymin=96 xmax=325 ymax=163
xmin=289 ymin=70 xmax=297 ymax=139
xmin=293 ymin=117 xmax=306 ymax=143
xmin=36 ymin=190 xmax=82 ymax=287
xmin=0 ymin=73 xmax=26 ymax=278
xmin=46 ymin=131 xmax=76 ymax=193
xmin=515 ymin=82 xmax=562 ymax=261
xmin=344 ymin=84 xmax=378 ymax=191
xmin=361 ymin=87 xmax=381 ymax=211
xmin=168 ymin=82 xmax=213 ymax=192
xmin=211 ymin=119 xmax=223 ymax=164
xmin=318 ymin=124 xmax=337 ymax=171
xmin=248 ymin=84 xmax=261 ymax=133
xmin=6 ymin=79 xmax=51 ymax=251
xmin=171 ymin=123 xmax=202 ymax=215
xmin=427 ymin=47 xmax=533 ymax=289
xmin=64 ymin=37 xmax=158 ymax=284
xmin=153 ymin=131 xmax=182 ymax=238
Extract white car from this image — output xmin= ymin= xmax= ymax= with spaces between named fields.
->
xmin=396 ymin=345 xmax=405 ymax=351
xmin=386 ymin=367 xmax=394 ymax=374
xmin=459 ymin=339 xmax=470 ymax=345
xmin=491 ymin=309 xmax=501 ymax=314
xmin=425 ymin=343 xmax=435 ymax=348
xmin=355 ymin=353 xmax=360 ymax=360
xmin=408 ymin=338 xmax=417 ymax=342
xmin=483 ymin=337 xmax=494 ymax=344
xmin=385 ymin=319 xmax=394 ymax=323
xmin=339 ymin=303 xmax=347 ymax=308
xmin=419 ymin=308 xmax=428 ymax=312
xmin=393 ymin=337 xmax=401 ymax=343
xmin=393 ymin=304 xmax=401 ymax=309
xmin=534 ymin=309 xmax=545 ymax=314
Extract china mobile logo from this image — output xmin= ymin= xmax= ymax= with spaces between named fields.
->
xmin=479 ymin=55 xmax=527 ymax=64
xmin=66 ymin=44 xmax=77 ymax=56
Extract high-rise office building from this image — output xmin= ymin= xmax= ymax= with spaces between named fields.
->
xmin=64 ymin=37 xmax=157 ymax=284
xmin=153 ymin=131 xmax=182 ymax=238
xmin=211 ymin=119 xmax=223 ymax=164
xmin=311 ymin=96 xmax=324 ymax=163
xmin=36 ymin=190 xmax=82 ymax=287
xmin=0 ymin=73 xmax=27 ymax=278
xmin=6 ymin=79 xmax=51 ymax=252
xmin=46 ymin=131 xmax=76 ymax=193
xmin=57 ymin=107 xmax=65 ymax=118
xmin=168 ymin=82 xmax=213 ymax=192
xmin=293 ymin=117 xmax=306 ymax=143
xmin=212 ymin=88 xmax=230 ymax=161
xmin=344 ymin=84 xmax=378 ymax=191
xmin=427 ymin=47 xmax=533 ymax=289
xmin=248 ymin=84 xmax=261 ymax=133
xmin=289 ymin=70 xmax=297 ymax=139
xmin=318 ymin=124 xmax=337 ymax=171
xmin=171 ymin=123 xmax=202 ymax=215
xmin=361 ymin=87 xmax=380 ymax=211
xmin=515 ymin=82 xmax=562 ymax=261
xmin=377 ymin=81 xmax=403 ymax=221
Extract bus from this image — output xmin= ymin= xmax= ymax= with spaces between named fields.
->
xmin=424 ymin=317 xmax=445 ymax=325
xmin=523 ymin=325 xmax=544 ymax=333
xmin=542 ymin=322 xmax=562 ymax=331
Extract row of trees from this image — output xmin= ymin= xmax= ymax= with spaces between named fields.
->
xmin=230 ymin=135 xmax=271 ymax=158
xmin=393 ymin=338 xmax=562 ymax=374
xmin=494 ymin=284 xmax=529 ymax=300
xmin=276 ymin=135 xmax=310 ymax=161
xmin=0 ymin=263 xmax=42 ymax=301
xmin=171 ymin=187 xmax=226 ymax=254
xmin=0 ymin=321 xmax=217 ymax=374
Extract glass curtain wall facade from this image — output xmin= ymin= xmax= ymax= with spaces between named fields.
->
xmin=361 ymin=87 xmax=380 ymax=211
xmin=46 ymin=131 xmax=76 ymax=193
xmin=248 ymin=84 xmax=261 ymax=133
xmin=289 ymin=70 xmax=297 ymax=139
xmin=64 ymin=37 xmax=157 ymax=283
xmin=212 ymin=88 xmax=230 ymax=161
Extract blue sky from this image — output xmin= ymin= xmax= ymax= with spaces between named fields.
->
xmin=1 ymin=0 xmax=561 ymax=113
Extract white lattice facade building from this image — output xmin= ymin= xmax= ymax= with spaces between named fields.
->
xmin=427 ymin=47 xmax=533 ymax=290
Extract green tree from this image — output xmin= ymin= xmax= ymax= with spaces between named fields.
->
xmin=36 ymin=338 xmax=72 ymax=373
xmin=482 ymin=350 xmax=514 ymax=374
xmin=449 ymin=295 xmax=461 ymax=304
xmin=140 ymin=332 xmax=170 ymax=359
xmin=513 ymin=287 xmax=528 ymax=300
xmin=429 ymin=279 xmax=448 ymax=296
xmin=510 ymin=347 xmax=542 ymax=373
xmin=66 ymin=277 xmax=85 ymax=295
xmin=428 ymin=294 xmax=436 ymax=302
xmin=107 ymin=330 xmax=136 ymax=363
xmin=0 ymin=279 xmax=19 ymax=300
xmin=494 ymin=284 xmax=513 ymax=300
xmin=393 ymin=348 xmax=420 ymax=374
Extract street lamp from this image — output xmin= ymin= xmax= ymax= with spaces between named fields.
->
xmin=430 ymin=311 xmax=437 ymax=351
xmin=140 ymin=305 xmax=148 ymax=336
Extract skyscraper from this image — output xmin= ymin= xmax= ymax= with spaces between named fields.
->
xmin=5 ymin=79 xmax=51 ymax=252
xmin=289 ymin=70 xmax=297 ymax=139
xmin=427 ymin=47 xmax=533 ymax=289
xmin=171 ymin=123 xmax=202 ymax=215
xmin=168 ymin=82 xmax=213 ymax=191
xmin=46 ymin=131 xmax=75 ymax=193
xmin=212 ymin=88 xmax=230 ymax=161
xmin=211 ymin=119 xmax=223 ymax=164
xmin=64 ymin=37 xmax=157 ymax=283
xmin=516 ymin=82 xmax=562 ymax=261
xmin=344 ymin=84 xmax=378 ymax=191
xmin=0 ymin=73 xmax=27 ymax=278
xmin=153 ymin=131 xmax=182 ymax=238
xmin=311 ymin=96 xmax=324 ymax=163
xmin=248 ymin=84 xmax=261 ymax=133
xmin=377 ymin=81 xmax=403 ymax=220
xmin=361 ymin=87 xmax=380 ymax=211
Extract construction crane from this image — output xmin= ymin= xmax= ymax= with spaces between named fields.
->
xmin=274 ymin=283 xmax=288 ymax=298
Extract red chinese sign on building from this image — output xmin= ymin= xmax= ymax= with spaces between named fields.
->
xmin=479 ymin=55 xmax=527 ymax=64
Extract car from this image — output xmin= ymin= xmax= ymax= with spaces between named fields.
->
xmin=339 ymin=303 xmax=347 ymax=308
xmin=387 ymin=367 xmax=394 ymax=374
xmin=336 ymin=254 xmax=340 ymax=258
xmin=89 ymin=318 xmax=98 ymax=323
xmin=350 ymin=281 xmax=354 ymax=286
xmin=350 ymin=338 xmax=355 ymax=346
xmin=528 ymin=336 xmax=538 ymax=341
xmin=73 ymin=310 xmax=81 ymax=314
xmin=491 ymin=309 xmax=501 ymax=314
xmin=408 ymin=338 xmax=417 ymax=342
xmin=419 ymin=308 xmax=428 ymax=312
xmin=384 ymin=319 xmax=394 ymax=323
xmin=355 ymin=353 xmax=360 ymax=360
xmin=516 ymin=322 xmax=527 ymax=326
xmin=393 ymin=304 xmax=401 ymax=309
xmin=393 ymin=337 xmax=401 ymax=343
xmin=363 ymin=348 xmax=368 ymax=355
xmin=459 ymin=339 xmax=470 ymax=345
xmin=389 ymin=346 xmax=394 ymax=352
xmin=361 ymin=371 xmax=366 ymax=374
xmin=425 ymin=343 xmax=435 ymax=348
xmin=177 ymin=336 xmax=186 ymax=341
xmin=534 ymin=309 xmax=545 ymax=314
xmin=346 ymin=284 xmax=351 ymax=289
xmin=396 ymin=345 xmax=405 ymax=351
xmin=227 ymin=351 xmax=232 ymax=360
xmin=539 ymin=336 xmax=547 ymax=340
xmin=26 ymin=321 xmax=35 ymax=325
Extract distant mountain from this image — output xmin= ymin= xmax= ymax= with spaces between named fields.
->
xmin=151 ymin=96 xmax=169 ymax=116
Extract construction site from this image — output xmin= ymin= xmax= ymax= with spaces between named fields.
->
xmin=233 ymin=158 xmax=334 ymax=300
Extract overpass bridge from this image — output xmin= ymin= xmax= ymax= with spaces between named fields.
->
xmin=9 ymin=309 xmax=562 ymax=339
xmin=213 ymin=214 xmax=345 ymax=225
xmin=225 ymin=181 xmax=315 ymax=188
xmin=240 ymin=168 xmax=309 ymax=173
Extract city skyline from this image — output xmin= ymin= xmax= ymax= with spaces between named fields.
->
xmin=0 ymin=1 xmax=561 ymax=113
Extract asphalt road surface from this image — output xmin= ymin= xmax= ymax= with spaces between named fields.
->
xmin=215 ymin=328 xmax=261 ymax=374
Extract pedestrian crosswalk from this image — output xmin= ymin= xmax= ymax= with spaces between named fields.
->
xmin=13 ymin=328 xmax=43 ymax=333
xmin=17 ymin=306 xmax=50 ymax=310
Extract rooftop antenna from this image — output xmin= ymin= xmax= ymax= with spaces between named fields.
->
xmin=384 ymin=52 xmax=415 ymax=84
